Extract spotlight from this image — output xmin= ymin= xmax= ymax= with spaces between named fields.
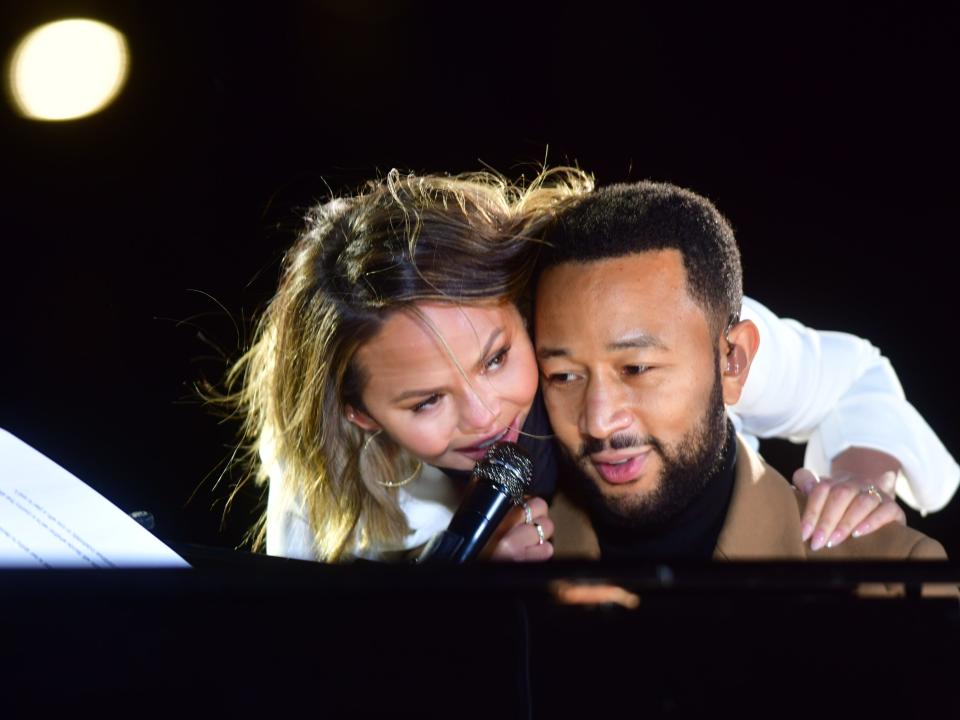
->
xmin=7 ymin=18 xmax=130 ymax=121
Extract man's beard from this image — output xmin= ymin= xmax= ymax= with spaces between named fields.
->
xmin=571 ymin=367 xmax=729 ymax=535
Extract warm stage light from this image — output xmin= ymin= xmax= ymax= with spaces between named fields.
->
xmin=7 ymin=18 xmax=129 ymax=121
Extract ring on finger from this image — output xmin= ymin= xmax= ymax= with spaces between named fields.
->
xmin=533 ymin=521 xmax=545 ymax=545
xmin=862 ymin=484 xmax=883 ymax=502
xmin=522 ymin=502 xmax=533 ymax=525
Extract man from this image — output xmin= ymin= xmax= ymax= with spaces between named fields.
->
xmin=533 ymin=181 xmax=947 ymax=564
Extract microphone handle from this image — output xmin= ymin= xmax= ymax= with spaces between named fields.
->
xmin=447 ymin=483 xmax=515 ymax=562
xmin=416 ymin=530 xmax=465 ymax=563
xmin=418 ymin=484 xmax=515 ymax=563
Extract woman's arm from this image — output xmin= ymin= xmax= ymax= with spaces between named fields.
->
xmin=731 ymin=296 xmax=959 ymax=515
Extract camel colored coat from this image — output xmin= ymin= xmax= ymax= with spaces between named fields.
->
xmin=551 ymin=436 xmax=948 ymax=565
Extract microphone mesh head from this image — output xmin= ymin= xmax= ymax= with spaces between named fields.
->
xmin=473 ymin=442 xmax=533 ymax=503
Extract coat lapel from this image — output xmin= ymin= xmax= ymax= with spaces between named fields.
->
xmin=550 ymin=490 xmax=602 ymax=560
xmin=713 ymin=437 xmax=807 ymax=560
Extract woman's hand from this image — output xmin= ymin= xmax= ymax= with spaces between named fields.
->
xmin=488 ymin=496 xmax=554 ymax=561
xmin=792 ymin=447 xmax=906 ymax=550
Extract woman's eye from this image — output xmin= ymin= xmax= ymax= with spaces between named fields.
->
xmin=411 ymin=394 xmax=441 ymax=413
xmin=485 ymin=346 xmax=509 ymax=371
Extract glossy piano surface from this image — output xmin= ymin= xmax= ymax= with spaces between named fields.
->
xmin=4 ymin=551 xmax=958 ymax=718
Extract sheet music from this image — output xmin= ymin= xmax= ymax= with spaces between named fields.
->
xmin=0 ymin=428 xmax=189 ymax=568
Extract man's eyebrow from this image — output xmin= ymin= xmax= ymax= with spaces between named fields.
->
xmin=537 ymin=346 xmax=568 ymax=360
xmin=537 ymin=332 xmax=667 ymax=360
xmin=608 ymin=332 xmax=668 ymax=351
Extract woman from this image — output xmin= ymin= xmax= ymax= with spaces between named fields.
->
xmin=226 ymin=168 xmax=956 ymax=562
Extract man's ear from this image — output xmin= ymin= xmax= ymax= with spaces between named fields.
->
xmin=344 ymin=403 xmax=380 ymax=432
xmin=719 ymin=319 xmax=760 ymax=405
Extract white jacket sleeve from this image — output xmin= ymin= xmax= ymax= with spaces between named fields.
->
xmin=730 ymin=296 xmax=959 ymax=513
xmin=260 ymin=424 xmax=458 ymax=561
xmin=260 ymin=428 xmax=318 ymax=561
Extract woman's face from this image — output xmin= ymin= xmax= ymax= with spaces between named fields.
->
xmin=347 ymin=301 xmax=539 ymax=471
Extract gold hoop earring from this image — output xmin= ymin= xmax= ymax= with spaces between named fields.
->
xmin=360 ymin=430 xmax=423 ymax=488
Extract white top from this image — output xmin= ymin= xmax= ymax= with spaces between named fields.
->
xmin=733 ymin=298 xmax=958 ymax=513
xmin=264 ymin=296 xmax=960 ymax=561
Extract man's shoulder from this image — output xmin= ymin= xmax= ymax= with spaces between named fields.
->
xmin=725 ymin=438 xmax=948 ymax=561
xmin=715 ymin=437 xmax=807 ymax=559
xmin=757 ymin=446 xmax=949 ymax=561
xmin=813 ymin=519 xmax=948 ymax=561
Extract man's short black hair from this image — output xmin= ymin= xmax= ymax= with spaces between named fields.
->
xmin=538 ymin=181 xmax=743 ymax=336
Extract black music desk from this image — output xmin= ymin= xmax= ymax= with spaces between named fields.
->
xmin=4 ymin=552 xmax=958 ymax=718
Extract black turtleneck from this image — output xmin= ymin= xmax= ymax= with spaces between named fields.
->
xmin=595 ymin=423 xmax=738 ymax=561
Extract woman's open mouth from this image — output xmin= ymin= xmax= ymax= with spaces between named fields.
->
xmin=456 ymin=416 xmax=521 ymax=462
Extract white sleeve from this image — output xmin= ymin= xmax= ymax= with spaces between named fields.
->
xmin=260 ymin=429 xmax=319 ymax=561
xmin=259 ymin=433 xmax=456 ymax=562
xmin=730 ymin=296 xmax=959 ymax=513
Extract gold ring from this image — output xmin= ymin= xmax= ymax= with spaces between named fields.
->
xmin=533 ymin=521 xmax=545 ymax=545
xmin=863 ymin=484 xmax=883 ymax=502
xmin=522 ymin=502 xmax=533 ymax=525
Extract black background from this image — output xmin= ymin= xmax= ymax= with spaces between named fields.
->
xmin=2 ymin=2 xmax=957 ymax=554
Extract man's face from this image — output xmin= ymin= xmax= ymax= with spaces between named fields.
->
xmin=535 ymin=250 xmax=728 ymax=530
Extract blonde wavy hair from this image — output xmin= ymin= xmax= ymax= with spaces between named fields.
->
xmin=225 ymin=167 xmax=593 ymax=561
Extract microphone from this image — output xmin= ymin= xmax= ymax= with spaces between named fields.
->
xmin=417 ymin=442 xmax=533 ymax=563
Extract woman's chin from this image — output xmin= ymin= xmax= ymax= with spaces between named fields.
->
xmin=434 ymin=454 xmax=478 ymax=472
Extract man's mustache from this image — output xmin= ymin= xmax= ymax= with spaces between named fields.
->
xmin=579 ymin=433 xmax=664 ymax=459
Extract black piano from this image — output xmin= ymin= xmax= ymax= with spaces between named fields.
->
xmin=4 ymin=550 xmax=958 ymax=718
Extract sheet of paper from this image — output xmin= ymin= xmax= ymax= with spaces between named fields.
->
xmin=0 ymin=428 xmax=189 ymax=568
